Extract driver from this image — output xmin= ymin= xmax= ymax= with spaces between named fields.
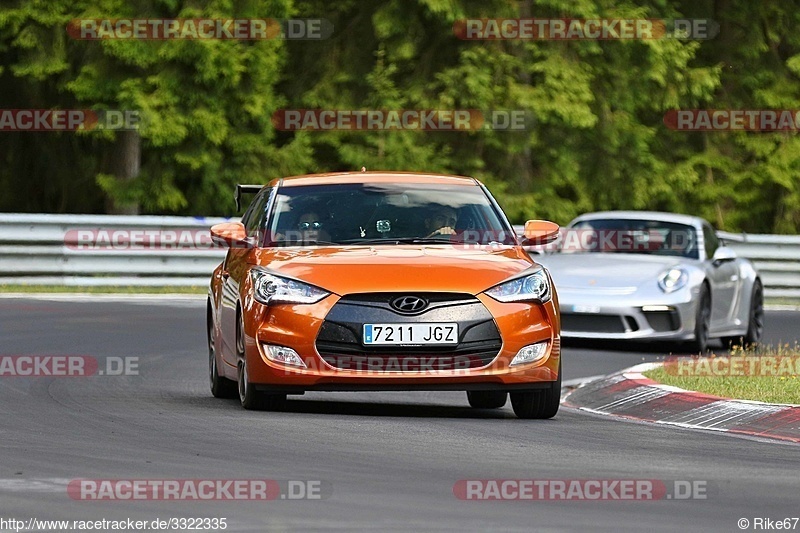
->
xmin=296 ymin=211 xmax=330 ymax=243
xmin=424 ymin=205 xmax=458 ymax=238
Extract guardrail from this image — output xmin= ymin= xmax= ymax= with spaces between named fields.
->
xmin=717 ymin=231 xmax=800 ymax=299
xmin=0 ymin=215 xmax=798 ymax=299
xmin=0 ymin=214 xmax=229 ymax=287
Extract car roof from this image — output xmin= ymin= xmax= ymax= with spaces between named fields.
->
xmin=570 ymin=210 xmax=705 ymax=228
xmin=267 ymin=171 xmax=478 ymax=188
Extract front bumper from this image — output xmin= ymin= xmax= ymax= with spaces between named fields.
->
xmin=243 ymin=292 xmax=560 ymax=390
xmin=556 ymin=289 xmax=698 ymax=341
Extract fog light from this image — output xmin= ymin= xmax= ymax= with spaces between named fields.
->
xmin=510 ymin=341 xmax=549 ymax=366
xmin=263 ymin=344 xmax=307 ymax=368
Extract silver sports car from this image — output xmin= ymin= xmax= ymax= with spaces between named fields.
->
xmin=535 ymin=211 xmax=764 ymax=352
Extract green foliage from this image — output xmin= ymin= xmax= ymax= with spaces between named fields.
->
xmin=0 ymin=0 xmax=799 ymax=231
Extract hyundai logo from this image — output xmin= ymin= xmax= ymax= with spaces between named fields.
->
xmin=390 ymin=296 xmax=428 ymax=313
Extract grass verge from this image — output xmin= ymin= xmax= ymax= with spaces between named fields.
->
xmin=644 ymin=344 xmax=800 ymax=405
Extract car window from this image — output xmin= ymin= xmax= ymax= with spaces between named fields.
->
xmin=702 ymin=223 xmax=719 ymax=260
xmin=243 ymin=188 xmax=271 ymax=238
xmin=240 ymin=189 xmax=261 ymax=228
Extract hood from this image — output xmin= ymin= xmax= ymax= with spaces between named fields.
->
xmin=536 ymin=252 xmax=685 ymax=291
xmin=252 ymin=245 xmax=535 ymax=295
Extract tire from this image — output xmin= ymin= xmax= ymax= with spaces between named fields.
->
xmin=688 ymin=284 xmax=711 ymax=354
xmin=236 ymin=310 xmax=286 ymax=411
xmin=509 ymin=360 xmax=561 ymax=419
xmin=467 ymin=390 xmax=508 ymax=409
xmin=724 ymin=280 xmax=765 ymax=348
xmin=208 ymin=304 xmax=237 ymax=399
xmin=744 ymin=280 xmax=765 ymax=346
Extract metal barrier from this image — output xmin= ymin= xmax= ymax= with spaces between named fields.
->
xmin=0 ymin=214 xmax=229 ymax=287
xmin=514 ymin=226 xmax=800 ymax=300
xmin=0 ymin=215 xmax=798 ymax=298
xmin=718 ymin=231 xmax=800 ymax=299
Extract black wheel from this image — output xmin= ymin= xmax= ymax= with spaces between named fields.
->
xmin=467 ymin=390 xmax=508 ymax=409
xmin=509 ymin=361 xmax=561 ymax=419
xmin=208 ymin=303 xmax=237 ymax=399
xmin=721 ymin=281 xmax=764 ymax=350
xmin=236 ymin=310 xmax=286 ymax=411
xmin=744 ymin=280 xmax=764 ymax=346
xmin=689 ymin=284 xmax=711 ymax=353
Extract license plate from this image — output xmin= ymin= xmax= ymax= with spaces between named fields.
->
xmin=362 ymin=323 xmax=458 ymax=345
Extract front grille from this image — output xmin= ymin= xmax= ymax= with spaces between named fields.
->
xmin=561 ymin=313 xmax=626 ymax=333
xmin=316 ymin=292 xmax=501 ymax=372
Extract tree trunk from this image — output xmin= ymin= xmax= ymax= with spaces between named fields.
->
xmin=103 ymin=130 xmax=141 ymax=215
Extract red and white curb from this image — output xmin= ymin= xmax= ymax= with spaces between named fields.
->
xmin=563 ymin=363 xmax=800 ymax=443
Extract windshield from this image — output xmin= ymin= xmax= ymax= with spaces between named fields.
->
xmin=562 ymin=218 xmax=699 ymax=259
xmin=264 ymin=182 xmax=516 ymax=246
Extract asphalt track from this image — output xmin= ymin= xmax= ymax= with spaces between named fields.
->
xmin=0 ymin=297 xmax=798 ymax=532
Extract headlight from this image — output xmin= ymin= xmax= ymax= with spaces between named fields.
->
xmin=658 ymin=267 xmax=689 ymax=293
xmin=485 ymin=269 xmax=551 ymax=303
xmin=250 ymin=269 xmax=329 ymax=305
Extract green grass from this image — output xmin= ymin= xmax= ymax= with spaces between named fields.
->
xmin=645 ymin=344 xmax=800 ymax=405
xmin=0 ymin=284 xmax=206 ymax=294
xmin=764 ymin=297 xmax=800 ymax=307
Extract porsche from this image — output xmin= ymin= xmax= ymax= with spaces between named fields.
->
xmin=535 ymin=211 xmax=764 ymax=352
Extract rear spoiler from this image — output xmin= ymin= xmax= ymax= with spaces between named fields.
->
xmin=235 ymin=184 xmax=264 ymax=211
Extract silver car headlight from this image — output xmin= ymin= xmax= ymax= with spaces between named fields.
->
xmin=250 ymin=269 xmax=329 ymax=305
xmin=485 ymin=269 xmax=551 ymax=303
xmin=658 ymin=267 xmax=689 ymax=293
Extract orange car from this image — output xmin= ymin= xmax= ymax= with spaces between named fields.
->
xmin=207 ymin=172 xmax=561 ymax=418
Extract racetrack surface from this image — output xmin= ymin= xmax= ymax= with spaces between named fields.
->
xmin=0 ymin=298 xmax=798 ymax=532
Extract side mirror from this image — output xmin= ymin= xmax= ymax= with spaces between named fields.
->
xmin=712 ymin=246 xmax=737 ymax=264
xmin=210 ymin=222 xmax=251 ymax=248
xmin=522 ymin=220 xmax=560 ymax=245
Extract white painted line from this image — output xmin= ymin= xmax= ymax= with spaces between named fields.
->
xmin=623 ymin=362 xmax=662 ymax=374
xmin=653 ymin=419 xmax=731 ymax=433
xmin=764 ymin=304 xmax=800 ymax=311
xmin=0 ymin=293 xmax=207 ymax=304
xmin=0 ymin=478 xmax=71 ymax=492
xmin=596 ymin=386 xmax=670 ymax=411
xmin=563 ymin=375 xmax=605 ymax=388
